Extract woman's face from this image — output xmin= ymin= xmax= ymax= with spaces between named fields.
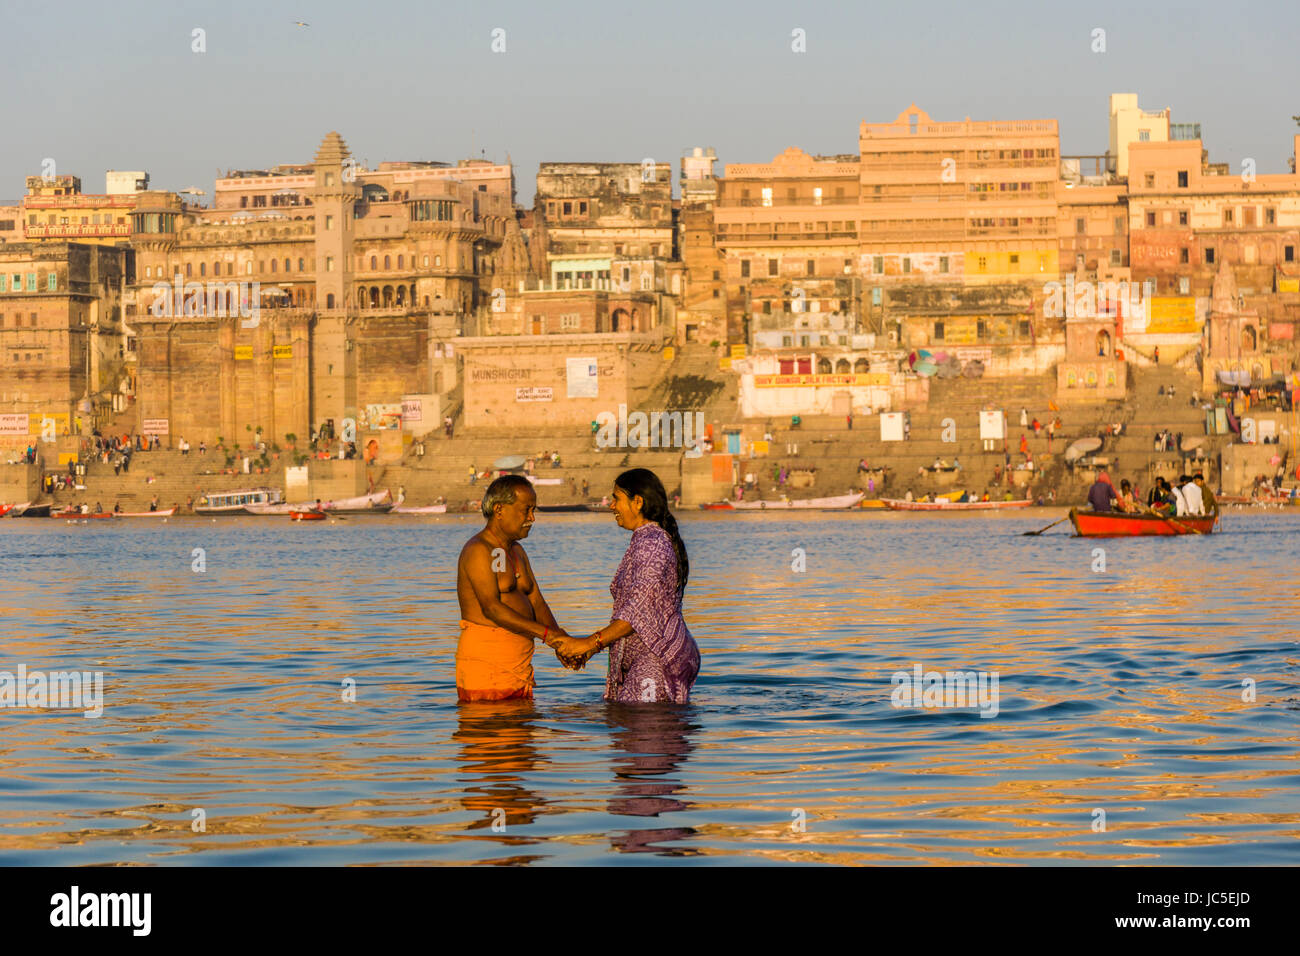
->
xmin=611 ymin=487 xmax=643 ymax=529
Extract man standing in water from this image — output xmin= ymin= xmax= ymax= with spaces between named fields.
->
xmin=455 ymin=475 xmax=583 ymax=701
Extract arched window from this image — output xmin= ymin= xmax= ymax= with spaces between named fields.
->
xmin=270 ymin=259 xmax=277 ymax=273
xmin=299 ymin=258 xmax=305 ymax=271
xmin=370 ymin=255 xmax=377 ymax=270
xmin=199 ymin=262 xmax=206 ymax=277
xmin=326 ymin=293 xmax=335 ymax=308
xmin=213 ymin=262 xmax=220 ymax=276
xmin=397 ymin=254 xmax=404 ymax=269
xmin=817 ymin=357 xmax=832 ymax=374
xmin=835 ymin=358 xmax=850 ymax=373
xmin=854 ymin=358 xmax=868 ymax=373
xmin=185 ymin=262 xmax=192 ymax=277
xmin=384 ymin=255 xmax=391 ymax=269
xmin=284 ymin=258 xmax=291 ymax=272
xmin=435 ymin=255 xmax=441 ymax=266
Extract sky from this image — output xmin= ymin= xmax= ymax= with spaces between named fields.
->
xmin=2 ymin=0 xmax=1298 ymax=206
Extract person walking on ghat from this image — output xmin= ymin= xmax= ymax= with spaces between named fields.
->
xmin=454 ymin=475 xmax=582 ymax=702
xmin=558 ymin=469 xmax=701 ymax=703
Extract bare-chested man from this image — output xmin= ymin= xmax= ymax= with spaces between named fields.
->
xmin=455 ymin=475 xmax=585 ymax=701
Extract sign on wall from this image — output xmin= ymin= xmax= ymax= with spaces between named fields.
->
xmin=0 ymin=413 xmax=28 ymax=436
xmin=978 ymin=410 xmax=1005 ymax=441
xmin=516 ymin=386 xmax=554 ymax=402
xmin=142 ymin=418 xmax=169 ymax=436
xmin=566 ymin=357 xmax=598 ymax=398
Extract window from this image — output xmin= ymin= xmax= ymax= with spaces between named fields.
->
xmin=47 ymin=273 xmax=56 ymax=291
xmin=761 ymin=187 xmax=772 ymax=208
xmin=873 ymin=256 xmax=883 ymax=275
xmin=871 ymin=287 xmax=882 ymax=305
xmin=299 ymin=258 xmax=305 ymax=271
xmin=939 ymin=256 xmax=949 ymax=273
xmin=1110 ymin=249 xmax=1121 ymax=266
xmin=782 ymin=335 xmax=793 ymax=347
xmin=813 ymin=187 xmax=823 ymax=205
xmin=976 ymin=256 xmax=987 ymax=271
xmin=807 ymin=259 xmax=815 ymax=275
xmin=1177 ymin=170 xmax=1188 ymax=188
xmin=246 ymin=262 xmax=253 ymax=275
xmin=1144 ymin=172 xmax=1155 ymax=188
xmin=1180 ymin=248 xmax=1189 ymax=263
xmin=270 ymin=259 xmax=277 ymax=273
xmin=1179 ymin=210 xmax=1188 ymax=226
xmin=26 ymin=273 xmax=36 ymax=291
xmin=1205 ymin=247 xmax=1215 ymax=264
xmin=1018 ymin=320 xmax=1031 ymax=337
xmin=768 ymin=258 xmax=778 ymax=277
xmin=1115 ymin=217 xmax=1125 ymax=233
xmin=326 ymin=257 xmax=335 ymax=272
xmin=578 ymin=201 xmax=587 ymax=215
xmin=1009 ymin=254 xmax=1019 ymax=266
xmin=1244 ymin=207 xmax=1256 ymax=226
xmin=435 ymin=255 xmax=441 ymax=266
xmin=1138 ymin=130 xmax=1150 ymax=142
xmin=325 ymin=215 xmax=334 ymax=230
xmin=1146 ymin=212 xmax=1156 ymax=227
xmin=384 ymin=255 xmax=390 ymax=269
xmin=902 ymin=257 xmax=911 ymax=274
xmin=1077 ymin=218 xmax=1086 ymax=233
xmin=1179 ymin=277 xmax=1190 ymax=294
xmin=563 ymin=201 xmax=572 ymax=215
xmin=977 ymin=319 xmax=988 ymax=338
xmin=1286 ymin=245 xmax=1295 ymax=262
xmin=423 ymin=255 xmax=429 ymax=267
xmin=740 ymin=260 xmax=750 ymax=278
xmin=933 ymin=321 xmax=945 ymax=339
xmin=1223 ymin=209 xmax=1233 ymax=225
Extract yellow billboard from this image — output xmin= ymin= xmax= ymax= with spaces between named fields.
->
xmin=755 ymin=373 xmax=890 ymax=387
xmin=1147 ymin=297 xmax=1198 ymax=334
xmin=730 ymin=344 xmax=748 ymax=360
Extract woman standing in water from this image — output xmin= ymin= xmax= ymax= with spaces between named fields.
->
xmin=560 ymin=468 xmax=700 ymax=703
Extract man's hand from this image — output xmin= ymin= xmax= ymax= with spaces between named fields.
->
xmin=553 ymin=634 xmax=598 ymax=670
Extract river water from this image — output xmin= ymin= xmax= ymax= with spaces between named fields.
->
xmin=1 ymin=510 xmax=1297 ymax=865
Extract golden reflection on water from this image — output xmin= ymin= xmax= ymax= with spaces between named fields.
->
xmin=0 ymin=513 xmax=1297 ymax=864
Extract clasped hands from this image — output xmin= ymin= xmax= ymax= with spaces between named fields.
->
xmin=547 ymin=630 xmax=600 ymax=671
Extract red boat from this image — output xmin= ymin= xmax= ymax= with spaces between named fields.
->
xmin=289 ymin=510 xmax=327 ymax=521
xmin=0 ymin=504 xmax=14 ymax=518
xmin=1068 ymin=508 xmax=1218 ymax=537
xmin=698 ymin=502 xmax=734 ymax=510
xmin=51 ymin=511 xmax=113 ymax=519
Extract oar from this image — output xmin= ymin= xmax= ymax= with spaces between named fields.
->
xmin=1139 ymin=500 xmax=1201 ymax=535
xmin=1023 ymin=514 xmax=1070 ymax=535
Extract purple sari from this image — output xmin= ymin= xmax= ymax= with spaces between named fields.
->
xmin=605 ymin=522 xmax=700 ymax=704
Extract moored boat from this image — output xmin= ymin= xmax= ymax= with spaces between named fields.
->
xmin=195 ymin=487 xmax=284 ymax=516
xmin=51 ymin=510 xmax=112 ymax=519
xmin=882 ymin=497 xmax=1033 ymax=511
xmin=1068 ymin=507 xmax=1218 ymax=537
xmin=699 ymin=502 xmax=734 ymax=510
xmin=12 ymin=502 xmax=51 ymax=518
xmin=392 ymin=503 xmax=448 ymax=514
xmin=730 ymin=491 xmax=865 ymax=510
xmin=0 ymin=503 xmax=14 ymax=518
xmin=112 ymin=508 xmax=177 ymax=518
xmin=322 ymin=490 xmax=394 ymax=514
xmin=289 ymin=510 xmax=327 ymax=521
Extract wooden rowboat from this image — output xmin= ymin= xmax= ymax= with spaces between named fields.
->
xmin=730 ymin=491 xmax=865 ymax=510
xmin=1068 ymin=507 xmax=1217 ymax=537
xmin=112 ymin=508 xmax=177 ymax=518
xmin=52 ymin=511 xmax=113 ymax=519
xmin=698 ymin=502 xmax=735 ymax=510
xmin=289 ymin=510 xmax=327 ymax=521
xmin=882 ymin=498 xmax=1033 ymax=511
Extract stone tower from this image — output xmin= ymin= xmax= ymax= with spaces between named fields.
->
xmin=308 ymin=132 xmax=362 ymax=436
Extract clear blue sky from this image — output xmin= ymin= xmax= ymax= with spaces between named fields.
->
xmin=3 ymin=0 xmax=1297 ymax=205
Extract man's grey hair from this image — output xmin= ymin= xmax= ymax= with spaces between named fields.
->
xmin=482 ymin=475 xmax=534 ymax=519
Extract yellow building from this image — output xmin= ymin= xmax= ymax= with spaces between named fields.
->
xmin=20 ymin=176 xmax=137 ymax=245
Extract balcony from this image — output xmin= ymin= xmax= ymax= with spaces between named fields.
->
xmin=24 ymin=223 xmax=131 ymax=238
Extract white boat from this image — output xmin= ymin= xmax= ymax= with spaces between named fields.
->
xmin=247 ymin=490 xmax=395 ymax=515
xmin=730 ymin=491 xmax=865 ymax=510
xmin=393 ymin=504 xmax=448 ymax=514
xmin=112 ymin=508 xmax=177 ymax=518
xmin=195 ymin=488 xmax=284 ymax=515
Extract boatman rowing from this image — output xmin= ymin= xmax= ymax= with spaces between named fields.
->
xmin=454 ymin=475 xmax=585 ymax=701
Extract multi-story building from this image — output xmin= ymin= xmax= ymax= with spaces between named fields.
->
xmin=677 ymin=147 xmax=727 ymax=343
xmin=1109 ymin=93 xmax=1170 ymax=180
xmin=0 ymin=241 xmax=132 ymax=451
xmin=19 ymin=174 xmax=144 ymax=245
xmin=127 ymin=132 xmax=527 ymax=445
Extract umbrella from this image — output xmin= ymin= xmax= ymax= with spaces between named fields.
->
xmin=493 ymin=454 xmax=527 ymax=470
xmin=1065 ymin=437 xmax=1102 ymax=462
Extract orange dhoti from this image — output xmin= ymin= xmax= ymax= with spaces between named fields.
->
xmin=456 ymin=620 xmax=536 ymax=702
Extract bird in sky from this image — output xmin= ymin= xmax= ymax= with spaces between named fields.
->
xmin=293 ymin=20 xmax=310 ymax=28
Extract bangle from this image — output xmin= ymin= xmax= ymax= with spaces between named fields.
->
xmin=541 ymin=626 xmax=549 ymax=645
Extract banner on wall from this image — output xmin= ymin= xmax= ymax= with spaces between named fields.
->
xmin=566 ymin=357 xmax=598 ymax=398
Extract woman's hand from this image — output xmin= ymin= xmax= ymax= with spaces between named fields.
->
xmin=552 ymin=634 xmax=591 ymax=670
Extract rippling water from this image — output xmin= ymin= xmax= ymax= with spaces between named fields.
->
xmin=1 ymin=510 xmax=1298 ymax=865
